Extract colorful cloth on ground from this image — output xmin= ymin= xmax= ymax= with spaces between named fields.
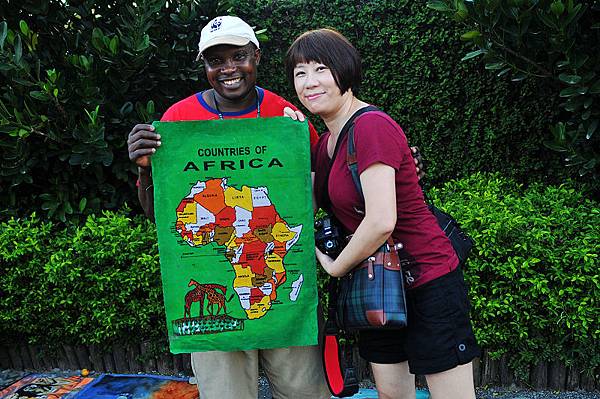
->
xmin=73 ymin=374 xmax=197 ymax=399
xmin=0 ymin=374 xmax=92 ymax=399
xmin=0 ymin=371 xmax=28 ymax=391
xmin=152 ymin=117 xmax=318 ymax=353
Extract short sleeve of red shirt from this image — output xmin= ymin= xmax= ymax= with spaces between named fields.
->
xmin=353 ymin=112 xmax=409 ymax=174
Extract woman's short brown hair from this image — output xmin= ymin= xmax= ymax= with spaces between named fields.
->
xmin=285 ymin=28 xmax=362 ymax=94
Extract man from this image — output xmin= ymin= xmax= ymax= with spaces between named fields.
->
xmin=127 ymin=16 xmax=330 ymax=399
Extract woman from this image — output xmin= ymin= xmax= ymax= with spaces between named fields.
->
xmin=284 ymin=29 xmax=480 ymax=399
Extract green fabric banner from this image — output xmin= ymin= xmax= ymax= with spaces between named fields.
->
xmin=151 ymin=118 xmax=318 ymax=354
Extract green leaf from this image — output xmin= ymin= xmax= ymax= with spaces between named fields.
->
xmin=559 ymin=73 xmax=581 ymax=85
xmin=485 ymin=62 xmax=506 ymax=70
xmin=559 ymin=86 xmax=585 ymax=97
xmin=120 ymin=102 xmax=133 ymax=116
xmin=41 ymin=201 xmax=57 ymax=211
xmin=146 ymin=100 xmax=155 ymax=115
xmin=461 ymin=49 xmax=487 ymax=61
xmin=91 ymin=28 xmax=104 ymax=51
xmin=511 ymin=72 xmax=527 ymax=81
xmin=29 ymin=90 xmax=49 ymax=101
xmin=19 ymin=20 xmax=29 ymax=36
xmin=0 ymin=22 xmax=7 ymax=50
xmin=109 ymin=36 xmax=118 ymax=55
xmin=551 ymin=122 xmax=566 ymax=141
xmin=427 ymin=1 xmax=452 ymax=12
xmin=543 ymin=141 xmax=568 ymax=152
xmin=537 ymin=10 xmax=557 ymax=29
xmin=80 ymin=55 xmax=90 ymax=70
xmin=64 ymin=202 xmax=73 ymax=214
xmin=497 ymin=68 xmax=511 ymax=77
xmin=461 ymin=31 xmax=481 ymax=41
xmin=14 ymin=35 xmax=22 ymax=64
xmin=79 ymin=197 xmax=87 ymax=212
xmin=550 ymin=1 xmax=565 ymax=16
xmin=586 ymin=119 xmax=598 ymax=139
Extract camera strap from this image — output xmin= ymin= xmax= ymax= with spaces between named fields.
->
xmin=322 ymin=277 xmax=360 ymax=397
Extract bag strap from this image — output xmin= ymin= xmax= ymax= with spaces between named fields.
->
xmin=346 ymin=110 xmax=406 ymax=259
xmin=346 ymin=112 xmax=439 ymax=212
xmin=346 ymin=106 xmax=379 ymax=200
xmin=318 ymin=105 xmax=379 ymax=213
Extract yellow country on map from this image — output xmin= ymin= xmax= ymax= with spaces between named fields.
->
xmin=233 ymin=264 xmax=254 ymax=287
xmin=177 ymin=201 xmax=197 ymax=224
xmin=247 ymin=296 xmax=272 ymax=319
xmin=224 ymin=186 xmax=253 ymax=211
xmin=265 ymin=253 xmax=284 ymax=273
xmin=272 ymin=222 xmax=296 ymax=242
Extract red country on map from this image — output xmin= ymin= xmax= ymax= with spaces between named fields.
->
xmin=175 ymin=178 xmax=303 ymax=319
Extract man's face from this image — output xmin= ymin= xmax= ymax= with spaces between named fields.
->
xmin=202 ymin=43 xmax=260 ymax=102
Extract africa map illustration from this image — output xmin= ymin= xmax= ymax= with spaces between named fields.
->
xmin=173 ymin=178 xmax=304 ymax=335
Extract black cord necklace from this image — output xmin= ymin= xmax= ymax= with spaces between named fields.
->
xmin=212 ymin=87 xmax=261 ymax=120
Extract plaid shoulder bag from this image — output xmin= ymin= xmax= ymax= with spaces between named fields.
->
xmin=335 ymin=107 xmax=408 ymax=330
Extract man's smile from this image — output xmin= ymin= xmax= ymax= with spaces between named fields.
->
xmin=221 ymin=77 xmax=242 ymax=86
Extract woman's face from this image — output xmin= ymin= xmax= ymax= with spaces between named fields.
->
xmin=293 ymin=61 xmax=344 ymax=117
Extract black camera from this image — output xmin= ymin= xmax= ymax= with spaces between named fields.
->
xmin=314 ymin=215 xmax=345 ymax=259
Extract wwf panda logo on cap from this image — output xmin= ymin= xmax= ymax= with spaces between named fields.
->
xmin=209 ymin=17 xmax=223 ymax=32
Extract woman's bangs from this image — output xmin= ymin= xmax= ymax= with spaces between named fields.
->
xmin=290 ymin=37 xmax=329 ymax=68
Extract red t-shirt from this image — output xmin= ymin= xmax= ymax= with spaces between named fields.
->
xmin=160 ymin=87 xmax=319 ymax=144
xmin=312 ymin=110 xmax=458 ymax=288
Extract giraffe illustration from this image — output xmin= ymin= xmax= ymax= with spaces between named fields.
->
xmin=184 ymin=280 xmax=232 ymax=318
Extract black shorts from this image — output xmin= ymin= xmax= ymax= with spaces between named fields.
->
xmin=357 ymin=267 xmax=480 ymax=375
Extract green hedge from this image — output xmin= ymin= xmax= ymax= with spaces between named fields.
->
xmin=0 ymin=211 xmax=164 ymax=348
xmin=430 ymin=173 xmax=600 ymax=378
xmin=2 ymin=0 xmax=593 ymax=224
xmin=1 ymin=174 xmax=598 ymax=376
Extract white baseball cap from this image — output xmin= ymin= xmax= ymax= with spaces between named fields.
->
xmin=198 ymin=16 xmax=260 ymax=56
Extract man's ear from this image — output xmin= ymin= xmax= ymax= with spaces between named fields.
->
xmin=255 ymin=48 xmax=261 ymax=65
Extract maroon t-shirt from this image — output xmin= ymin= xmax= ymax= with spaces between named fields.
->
xmin=312 ymin=110 xmax=458 ymax=288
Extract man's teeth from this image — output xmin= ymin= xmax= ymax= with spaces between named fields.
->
xmin=223 ymin=78 xmax=241 ymax=86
